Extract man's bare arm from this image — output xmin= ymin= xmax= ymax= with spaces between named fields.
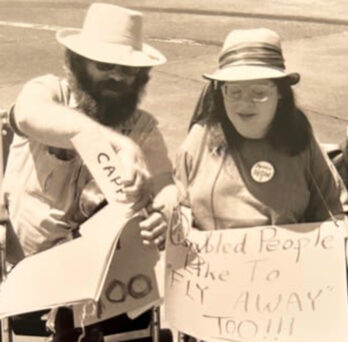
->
xmin=15 ymin=78 xmax=150 ymax=192
xmin=14 ymin=80 xmax=126 ymax=149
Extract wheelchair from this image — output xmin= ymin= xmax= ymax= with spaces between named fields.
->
xmin=0 ymin=109 xmax=172 ymax=342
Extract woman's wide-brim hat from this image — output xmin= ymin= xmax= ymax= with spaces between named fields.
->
xmin=204 ymin=28 xmax=300 ymax=85
xmin=56 ymin=3 xmax=166 ymax=67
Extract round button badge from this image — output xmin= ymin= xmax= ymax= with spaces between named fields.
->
xmin=251 ymin=161 xmax=275 ymax=183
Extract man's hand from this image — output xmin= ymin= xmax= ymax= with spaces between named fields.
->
xmin=139 ymin=202 xmax=167 ymax=249
xmin=105 ymin=129 xmax=151 ymax=205
xmin=138 ymin=185 xmax=178 ymax=249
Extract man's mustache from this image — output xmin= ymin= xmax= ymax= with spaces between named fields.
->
xmin=97 ymin=80 xmax=132 ymax=92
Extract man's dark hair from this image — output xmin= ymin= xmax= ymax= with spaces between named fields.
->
xmin=64 ymin=49 xmax=151 ymax=126
xmin=193 ymin=79 xmax=312 ymax=156
xmin=64 ymin=49 xmax=151 ymax=94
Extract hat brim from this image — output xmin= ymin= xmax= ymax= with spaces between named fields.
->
xmin=203 ymin=65 xmax=300 ymax=85
xmin=56 ymin=29 xmax=167 ymax=67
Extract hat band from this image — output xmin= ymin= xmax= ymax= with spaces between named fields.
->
xmin=219 ymin=43 xmax=285 ymax=70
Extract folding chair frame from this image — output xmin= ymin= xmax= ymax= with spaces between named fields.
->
xmin=0 ymin=109 xmax=12 ymax=342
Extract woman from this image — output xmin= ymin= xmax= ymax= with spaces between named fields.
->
xmin=174 ymin=28 xmax=348 ymax=231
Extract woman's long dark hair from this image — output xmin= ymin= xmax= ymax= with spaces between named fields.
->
xmin=192 ymin=79 xmax=312 ymax=156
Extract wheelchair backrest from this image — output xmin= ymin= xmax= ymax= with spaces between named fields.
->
xmin=0 ymin=109 xmax=14 ymax=173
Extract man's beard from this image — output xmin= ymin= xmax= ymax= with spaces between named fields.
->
xmin=67 ymin=69 xmax=143 ymax=127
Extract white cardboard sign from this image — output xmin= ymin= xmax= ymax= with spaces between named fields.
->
xmin=72 ymin=129 xmax=160 ymax=325
xmin=0 ymin=204 xmax=124 ymax=318
xmin=71 ymin=127 xmax=127 ymax=205
xmin=165 ymin=207 xmax=348 ymax=342
xmin=73 ymin=213 xmax=160 ymax=326
xmin=0 ymin=129 xmax=160 ymax=323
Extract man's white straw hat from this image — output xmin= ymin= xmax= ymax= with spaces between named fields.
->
xmin=204 ymin=28 xmax=300 ymax=84
xmin=56 ymin=3 xmax=166 ymax=67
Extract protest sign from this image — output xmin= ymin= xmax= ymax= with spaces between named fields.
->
xmin=0 ymin=204 xmax=124 ymax=318
xmin=165 ymin=207 xmax=348 ymax=342
xmin=0 ymin=128 xmax=160 ymax=323
xmin=71 ymin=127 xmax=131 ymax=207
xmin=73 ymin=212 xmax=160 ymax=326
xmin=72 ymin=129 xmax=160 ymax=325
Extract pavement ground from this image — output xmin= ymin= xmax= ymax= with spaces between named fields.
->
xmin=1 ymin=0 xmax=348 ymax=160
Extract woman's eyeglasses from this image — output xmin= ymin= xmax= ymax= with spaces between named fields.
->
xmin=222 ymin=83 xmax=276 ymax=103
xmin=94 ymin=62 xmax=141 ymax=76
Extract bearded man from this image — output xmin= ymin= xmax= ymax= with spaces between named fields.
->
xmin=2 ymin=3 xmax=174 ymax=341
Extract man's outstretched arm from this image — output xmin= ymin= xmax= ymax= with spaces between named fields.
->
xmin=14 ymin=76 xmax=150 ymax=198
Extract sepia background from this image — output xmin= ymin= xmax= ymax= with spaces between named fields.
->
xmin=1 ymin=1 xmax=348 ymax=340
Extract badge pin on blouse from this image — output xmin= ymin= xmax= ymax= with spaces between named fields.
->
xmin=251 ymin=161 xmax=275 ymax=183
